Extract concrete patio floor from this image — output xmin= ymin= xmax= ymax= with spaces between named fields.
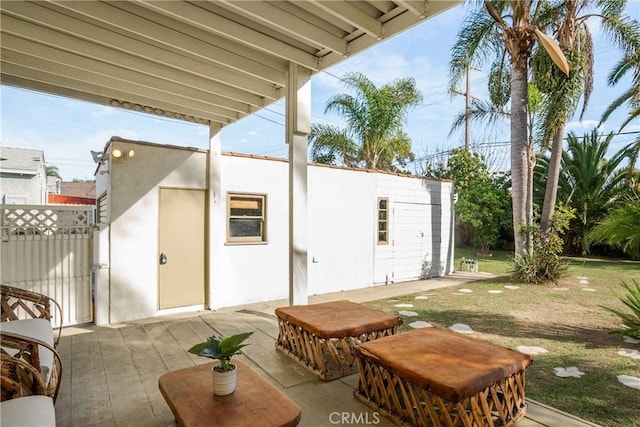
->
xmin=55 ymin=273 xmax=600 ymax=426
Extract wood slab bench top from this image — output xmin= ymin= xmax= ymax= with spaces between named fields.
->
xmin=158 ymin=360 xmax=301 ymax=427
xmin=356 ymin=327 xmax=532 ymax=402
xmin=275 ymin=300 xmax=402 ymax=338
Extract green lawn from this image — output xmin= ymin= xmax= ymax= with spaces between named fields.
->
xmin=365 ymin=249 xmax=640 ymax=427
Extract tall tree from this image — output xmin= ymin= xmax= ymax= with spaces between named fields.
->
xmin=450 ymin=0 xmax=568 ymax=255
xmin=449 ymin=83 xmax=544 ymax=252
xmin=308 ymin=72 xmax=422 ymax=172
xmin=535 ymin=0 xmax=640 ymax=235
xmin=534 ymin=130 xmax=637 ymax=254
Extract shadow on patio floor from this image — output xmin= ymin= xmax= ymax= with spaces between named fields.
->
xmin=56 ymin=273 xmax=600 ymax=426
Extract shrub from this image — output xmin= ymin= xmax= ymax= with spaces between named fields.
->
xmin=511 ymin=238 xmax=568 ymax=284
xmin=603 ymin=280 xmax=640 ymax=339
xmin=510 ymin=206 xmax=573 ymax=284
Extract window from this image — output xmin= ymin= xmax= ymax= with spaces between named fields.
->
xmin=227 ymin=193 xmax=267 ymax=243
xmin=377 ymin=198 xmax=388 ymax=244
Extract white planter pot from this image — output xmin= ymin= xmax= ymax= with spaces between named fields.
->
xmin=212 ymin=364 xmax=237 ymax=396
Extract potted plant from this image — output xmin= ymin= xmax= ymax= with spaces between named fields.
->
xmin=188 ymin=332 xmax=253 ymax=396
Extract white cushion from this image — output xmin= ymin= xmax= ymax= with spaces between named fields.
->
xmin=1 ymin=319 xmax=55 ymax=382
xmin=0 ymin=395 xmax=56 ymax=426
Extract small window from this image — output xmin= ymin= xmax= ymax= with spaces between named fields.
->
xmin=377 ymin=197 xmax=388 ymax=244
xmin=227 ymin=193 xmax=267 ymax=244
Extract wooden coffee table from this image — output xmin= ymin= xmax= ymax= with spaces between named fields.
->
xmin=159 ymin=360 xmax=301 ymax=427
xmin=354 ymin=328 xmax=533 ymax=426
xmin=275 ymin=300 xmax=403 ymax=381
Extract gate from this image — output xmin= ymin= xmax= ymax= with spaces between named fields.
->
xmin=0 ymin=205 xmax=94 ymax=326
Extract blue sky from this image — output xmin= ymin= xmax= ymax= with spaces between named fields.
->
xmin=1 ymin=3 xmax=638 ymax=181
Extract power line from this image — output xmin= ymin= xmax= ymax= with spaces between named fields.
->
xmin=410 ymin=130 xmax=640 ymax=165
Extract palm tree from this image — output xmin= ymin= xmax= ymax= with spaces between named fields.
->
xmin=308 ymin=72 xmax=422 ymax=172
xmin=600 ymin=47 xmax=640 ymax=170
xmin=535 ymin=0 xmax=640 ymax=235
xmin=46 ymin=165 xmax=62 ymax=179
xmin=534 ymin=130 xmax=636 ymax=254
xmin=587 ymin=192 xmax=640 ymax=260
xmin=450 ymin=0 xmax=568 ymax=255
xmin=449 ymin=83 xmax=544 ymax=252
xmin=601 ymin=48 xmax=640 ymax=132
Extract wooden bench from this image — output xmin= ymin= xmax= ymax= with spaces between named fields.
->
xmin=354 ymin=328 xmax=532 ymax=426
xmin=159 ymin=360 xmax=301 ymax=427
xmin=275 ymin=300 xmax=402 ymax=381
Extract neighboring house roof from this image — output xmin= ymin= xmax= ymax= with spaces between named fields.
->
xmin=0 ymin=147 xmax=45 ymax=175
xmin=48 ymin=194 xmax=96 ymax=205
xmin=60 ymin=181 xmax=96 ymax=199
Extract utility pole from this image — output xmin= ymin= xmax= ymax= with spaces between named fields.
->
xmin=452 ymin=65 xmax=480 ymax=151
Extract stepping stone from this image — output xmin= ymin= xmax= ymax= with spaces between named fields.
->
xmin=414 ymin=295 xmax=429 ymax=300
xmin=618 ymin=348 xmax=640 ymax=360
xmin=459 ymin=289 xmax=473 ymax=293
xmin=579 ymin=279 xmax=590 ymax=285
xmin=576 ymin=276 xmax=588 ymax=280
xmin=517 ymin=346 xmax=549 ymax=355
xmin=394 ymin=303 xmax=414 ymax=308
xmin=409 ymin=321 xmax=432 ymax=329
xmin=554 ymin=366 xmax=585 ymax=378
xmin=504 ymin=285 xmax=520 ymax=290
xmin=553 ymin=287 xmax=570 ymax=291
xmin=388 ymin=299 xmax=400 ymax=302
xmin=398 ymin=310 xmax=418 ymax=317
xmin=449 ymin=323 xmax=474 ymax=334
xmin=623 ymin=336 xmax=640 ymax=344
xmin=488 ymin=290 xmax=503 ymax=294
xmin=617 ymin=375 xmax=640 ymax=390
xmin=581 ymin=288 xmax=596 ymax=292
xmin=452 ymin=293 xmax=466 ymax=296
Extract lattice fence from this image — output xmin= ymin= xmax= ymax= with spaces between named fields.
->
xmin=1 ymin=206 xmax=92 ymax=236
xmin=1 ymin=205 xmax=95 ymax=326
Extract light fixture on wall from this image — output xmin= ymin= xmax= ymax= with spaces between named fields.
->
xmin=111 ymin=148 xmax=136 ymax=160
xmin=90 ymin=150 xmax=104 ymax=164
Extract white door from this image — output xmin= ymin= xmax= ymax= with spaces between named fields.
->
xmin=391 ymin=202 xmax=430 ymax=281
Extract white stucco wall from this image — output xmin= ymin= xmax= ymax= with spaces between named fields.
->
xmin=102 ymin=140 xmax=208 ymax=323
xmin=98 ymin=139 xmax=455 ymax=324
xmin=307 ymin=166 xmax=376 ymax=295
xmin=212 ymin=154 xmax=290 ymax=309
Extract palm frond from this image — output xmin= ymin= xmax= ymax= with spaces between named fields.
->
xmin=599 ymin=86 xmax=635 ymax=125
xmin=308 ymin=123 xmax=359 ymax=167
xmin=578 ymin=25 xmax=594 ymax=120
xmin=448 ymin=99 xmax=509 ymax=137
xmin=601 ymin=279 xmax=640 ymax=337
xmin=450 ymin=8 xmax=502 ymax=89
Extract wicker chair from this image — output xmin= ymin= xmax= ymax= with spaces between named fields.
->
xmin=0 ymin=285 xmax=63 ymax=402
xmin=0 ymin=284 xmax=63 ymax=346
xmin=0 ymin=395 xmax=56 ymax=426
xmin=0 ymin=332 xmax=62 ymax=401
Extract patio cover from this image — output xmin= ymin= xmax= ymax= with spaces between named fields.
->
xmin=0 ymin=0 xmax=461 ymax=316
xmin=1 ymin=1 xmax=459 ymax=125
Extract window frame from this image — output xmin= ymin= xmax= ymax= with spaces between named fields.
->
xmin=377 ymin=197 xmax=389 ymax=245
xmin=226 ymin=192 xmax=267 ymax=245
